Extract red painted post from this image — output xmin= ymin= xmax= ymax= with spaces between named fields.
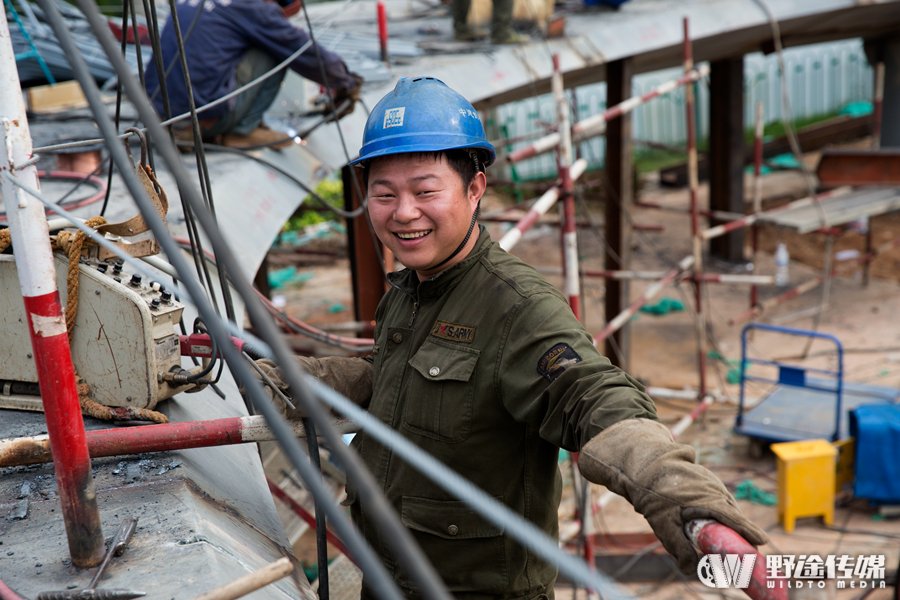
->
xmin=0 ymin=9 xmax=104 ymax=568
xmin=267 ymin=477 xmax=357 ymax=564
xmin=751 ymin=101 xmax=764 ymax=308
xmin=377 ymin=0 xmax=388 ymax=64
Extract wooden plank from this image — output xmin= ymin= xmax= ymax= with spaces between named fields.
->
xmin=27 ymin=80 xmax=88 ymax=114
xmin=758 ymin=187 xmax=900 ymax=233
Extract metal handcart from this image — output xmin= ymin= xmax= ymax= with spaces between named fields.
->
xmin=735 ymin=323 xmax=900 ymax=443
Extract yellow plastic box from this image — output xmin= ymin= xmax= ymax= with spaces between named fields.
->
xmin=771 ymin=439 xmax=837 ymax=533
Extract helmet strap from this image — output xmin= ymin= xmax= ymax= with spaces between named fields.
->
xmin=427 ymin=150 xmax=484 ymax=272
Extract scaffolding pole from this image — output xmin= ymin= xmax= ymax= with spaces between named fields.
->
xmin=750 ymin=101 xmax=764 ymax=308
xmin=506 ymin=65 xmax=710 ymax=165
xmin=0 ymin=415 xmax=359 ymax=468
xmin=728 ymin=233 xmax=900 ymax=325
xmin=498 ymin=158 xmax=587 ymax=251
xmin=0 ymin=8 xmax=104 ymax=568
xmin=592 ymin=255 xmax=694 ymax=346
xmin=683 ymin=17 xmax=707 ymax=398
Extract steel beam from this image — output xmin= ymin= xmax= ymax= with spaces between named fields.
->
xmin=603 ymin=58 xmax=634 ymax=370
xmin=817 ymin=149 xmax=900 ymax=186
xmin=343 ymin=165 xmax=384 ymax=327
xmin=881 ymin=36 xmax=900 ymax=148
xmin=709 ymin=57 xmax=745 ymax=263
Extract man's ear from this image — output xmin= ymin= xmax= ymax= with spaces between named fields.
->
xmin=468 ymin=171 xmax=487 ymax=209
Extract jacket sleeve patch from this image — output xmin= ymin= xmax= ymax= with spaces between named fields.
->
xmin=537 ymin=343 xmax=582 ymax=382
xmin=430 ymin=320 xmax=476 ymax=344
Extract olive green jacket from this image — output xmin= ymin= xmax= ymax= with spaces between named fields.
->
xmin=342 ymin=228 xmax=657 ymax=600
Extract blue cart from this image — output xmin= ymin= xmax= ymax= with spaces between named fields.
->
xmin=735 ymin=323 xmax=900 ymax=444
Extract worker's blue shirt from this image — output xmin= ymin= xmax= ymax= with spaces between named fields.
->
xmin=144 ymin=0 xmax=352 ymax=120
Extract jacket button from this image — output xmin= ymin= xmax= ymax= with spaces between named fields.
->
xmin=392 ymin=333 xmax=403 ymax=343
xmin=447 ymin=525 xmax=458 ymax=536
xmin=429 ymin=366 xmax=440 ymax=377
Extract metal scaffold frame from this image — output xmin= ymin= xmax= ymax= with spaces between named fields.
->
xmin=0 ymin=1 xmax=825 ymax=596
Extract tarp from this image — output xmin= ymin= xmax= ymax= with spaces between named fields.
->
xmin=850 ymin=404 xmax=900 ymax=504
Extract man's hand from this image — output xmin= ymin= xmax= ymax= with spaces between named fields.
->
xmin=577 ymin=418 xmax=769 ymax=574
xmin=241 ymin=355 xmax=374 ymax=420
xmin=329 ymin=73 xmax=364 ymax=120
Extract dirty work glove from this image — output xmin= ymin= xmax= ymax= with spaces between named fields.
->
xmin=329 ymin=73 xmax=364 ymax=120
xmin=243 ymin=356 xmax=373 ymax=420
xmin=577 ymin=418 xmax=769 ymax=574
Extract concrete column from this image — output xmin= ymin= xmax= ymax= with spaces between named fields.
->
xmin=709 ymin=57 xmax=746 ymax=263
xmin=604 ymin=58 xmax=634 ymax=370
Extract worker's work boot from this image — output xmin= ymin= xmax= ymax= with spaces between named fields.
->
xmin=171 ymin=126 xmax=197 ymax=153
xmin=221 ymin=125 xmax=293 ymax=150
xmin=491 ymin=30 xmax=530 ymax=44
xmin=454 ymin=24 xmax=489 ymax=41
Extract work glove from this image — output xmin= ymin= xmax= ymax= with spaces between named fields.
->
xmin=577 ymin=418 xmax=769 ymax=574
xmin=243 ymin=355 xmax=372 ymax=420
xmin=328 ymin=72 xmax=364 ymax=120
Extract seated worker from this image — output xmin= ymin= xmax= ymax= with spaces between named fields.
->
xmin=144 ymin=0 xmax=362 ymax=149
xmin=251 ymin=77 xmax=767 ymax=598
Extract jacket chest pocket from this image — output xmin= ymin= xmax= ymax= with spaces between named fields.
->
xmin=403 ymin=339 xmax=479 ymax=443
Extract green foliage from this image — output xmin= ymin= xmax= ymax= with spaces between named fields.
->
xmin=284 ymin=178 xmax=344 ymax=232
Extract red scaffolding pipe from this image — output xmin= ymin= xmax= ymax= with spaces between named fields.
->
xmin=266 ymin=477 xmax=357 ymax=565
xmin=0 ymin=415 xmax=358 ymax=468
xmin=729 ymin=233 xmax=900 ymax=325
xmin=506 ymin=65 xmax=710 ymax=164
xmin=592 ymin=255 xmax=694 ymax=346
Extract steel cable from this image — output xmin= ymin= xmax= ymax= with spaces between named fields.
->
xmin=37 ymin=2 xmax=452 ymax=598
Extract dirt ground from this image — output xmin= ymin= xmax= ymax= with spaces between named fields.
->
xmin=269 ymin=142 xmax=900 ymax=599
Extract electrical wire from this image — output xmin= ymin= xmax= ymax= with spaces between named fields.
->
xmin=169 ymin=236 xmax=375 ymax=352
xmin=34 ymin=2 xmax=435 ymax=597
xmin=193 ymin=141 xmax=367 ymax=218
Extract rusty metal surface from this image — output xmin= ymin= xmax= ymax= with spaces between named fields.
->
xmin=817 ymin=149 xmax=900 ymax=187
xmin=0 ymin=454 xmax=314 ymax=600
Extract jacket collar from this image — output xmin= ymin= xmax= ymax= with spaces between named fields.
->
xmin=386 ymin=226 xmax=493 ymax=300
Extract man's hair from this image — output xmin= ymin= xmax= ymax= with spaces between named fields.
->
xmin=361 ymin=150 xmax=478 ymax=192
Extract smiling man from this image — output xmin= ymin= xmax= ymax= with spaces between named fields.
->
xmin=251 ymin=77 xmax=766 ymax=600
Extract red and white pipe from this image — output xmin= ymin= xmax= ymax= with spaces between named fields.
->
xmin=0 ymin=9 xmax=105 ymax=568
xmin=592 ymin=255 xmax=694 ymax=346
xmin=0 ymin=415 xmax=359 ymax=468
xmin=700 ymin=186 xmax=852 ymax=242
xmin=506 ymin=65 xmax=710 ymax=164
xmin=552 ymin=54 xmax=581 ymax=320
xmin=498 ymin=158 xmax=587 ymax=251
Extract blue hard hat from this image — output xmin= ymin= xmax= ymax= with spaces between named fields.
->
xmin=351 ymin=77 xmax=496 ymax=168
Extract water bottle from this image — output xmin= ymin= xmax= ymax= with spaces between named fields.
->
xmin=775 ymin=242 xmax=789 ymax=287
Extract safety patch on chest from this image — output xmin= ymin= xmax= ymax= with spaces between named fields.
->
xmin=430 ymin=320 xmax=476 ymax=344
xmin=537 ymin=343 xmax=582 ymax=382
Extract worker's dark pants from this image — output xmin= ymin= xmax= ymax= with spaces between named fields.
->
xmin=203 ymin=48 xmax=285 ymax=138
xmin=451 ymin=0 xmax=514 ymax=39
